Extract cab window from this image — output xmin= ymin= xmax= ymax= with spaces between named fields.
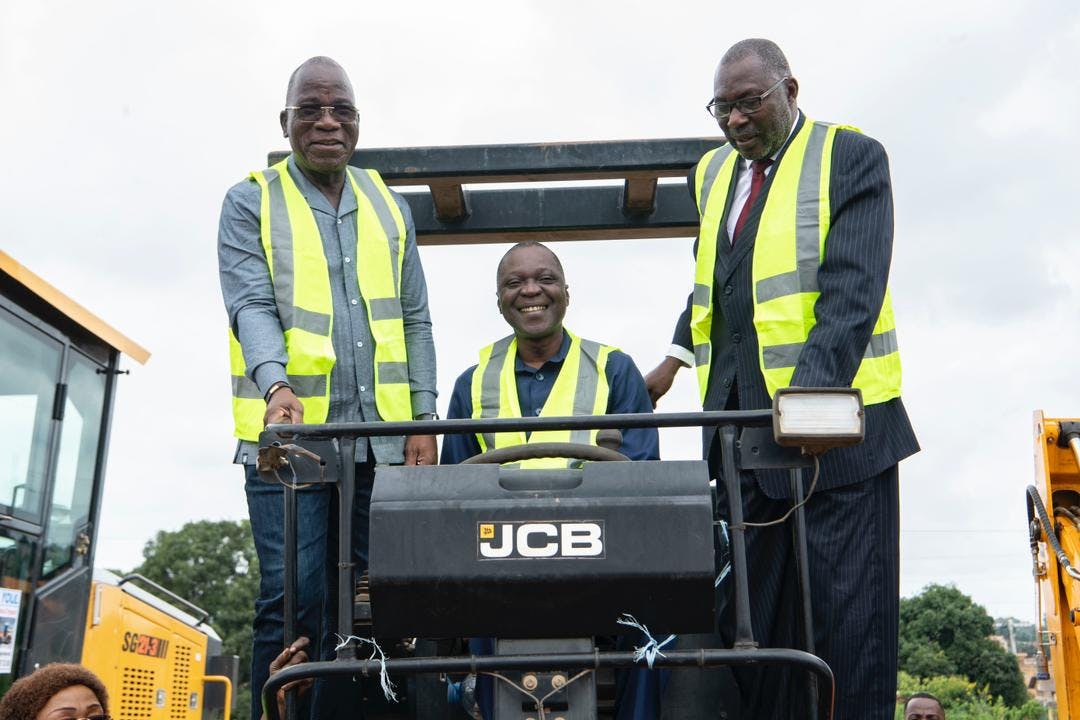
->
xmin=0 ymin=309 xmax=62 ymax=524
xmin=42 ymin=352 xmax=106 ymax=577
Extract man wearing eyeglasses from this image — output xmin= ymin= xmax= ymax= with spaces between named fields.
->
xmin=217 ymin=56 xmax=437 ymax=720
xmin=645 ymin=39 xmax=918 ymax=719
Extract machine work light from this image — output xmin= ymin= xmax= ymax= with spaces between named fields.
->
xmin=772 ymin=387 xmax=865 ymax=453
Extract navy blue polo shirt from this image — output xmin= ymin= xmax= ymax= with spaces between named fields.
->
xmin=441 ymin=332 xmax=660 ymax=464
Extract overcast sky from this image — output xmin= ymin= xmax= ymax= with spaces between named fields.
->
xmin=2 ymin=0 xmax=1077 ymax=624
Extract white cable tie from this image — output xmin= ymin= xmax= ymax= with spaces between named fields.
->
xmin=715 ymin=560 xmax=732 ymax=588
xmin=715 ymin=519 xmax=732 ymax=587
xmin=334 ymin=634 xmax=399 ymax=703
xmin=616 ymin=614 xmax=676 ymax=669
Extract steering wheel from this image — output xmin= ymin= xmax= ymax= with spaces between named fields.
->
xmin=461 ymin=428 xmax=629 ymax=465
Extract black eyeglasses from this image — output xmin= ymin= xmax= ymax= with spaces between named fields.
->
xmin=284 ymin=105 xmax=359 ymax=124
xmin=706 ymin=77 xmax=788 ymax=121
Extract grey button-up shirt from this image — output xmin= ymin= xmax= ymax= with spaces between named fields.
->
xmin=218 ymin=155 xmax=437 ymax=465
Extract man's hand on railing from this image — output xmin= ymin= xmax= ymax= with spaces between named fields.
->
xmin=262 ymin=636 xmax=312 ymax=720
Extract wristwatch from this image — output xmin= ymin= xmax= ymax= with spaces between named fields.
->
xmin=414 ymin=412 xmax=439 ymax=421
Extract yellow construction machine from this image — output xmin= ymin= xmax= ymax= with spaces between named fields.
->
xmin=1028 ymin=411 xmax=1080 ymax=718
xmin=0 ymin=251 xmax=235 ymax=718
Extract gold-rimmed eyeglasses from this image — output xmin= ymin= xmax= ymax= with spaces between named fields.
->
xmin=284 ymin=105 xmax=359 ymax=125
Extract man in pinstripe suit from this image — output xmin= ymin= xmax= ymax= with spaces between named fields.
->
xmin=646 ymin=39 xmax=919 ymax=719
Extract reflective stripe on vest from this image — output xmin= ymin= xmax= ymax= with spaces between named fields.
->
xmin=228 ymin=159 xmax=411 ymax=441
xmin=469 ymin=330 xmax=613 ymax=469
xmin=690 ymin=119 xmax=902 ymax=406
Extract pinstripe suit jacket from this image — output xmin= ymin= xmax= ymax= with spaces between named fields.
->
xmin=673 ymin=113 xmax=919 ymax=498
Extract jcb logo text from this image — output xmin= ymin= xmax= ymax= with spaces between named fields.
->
xmin=477 ymin=521 xmax=604 ymax=559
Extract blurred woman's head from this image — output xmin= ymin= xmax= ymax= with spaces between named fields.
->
xmin=0 ymin=663 xmax=109 ymax=720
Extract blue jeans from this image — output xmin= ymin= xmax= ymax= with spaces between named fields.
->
xmin=244 ymin=461 xmax=374 ymax=720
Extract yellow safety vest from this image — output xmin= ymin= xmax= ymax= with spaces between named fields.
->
xmin=470 ymin=330 xmax=613 ymax=469
xmin=228 ymin=158 xmax=412 ymax=441
xmin=690 ymin=119 xmax=902 ymax=405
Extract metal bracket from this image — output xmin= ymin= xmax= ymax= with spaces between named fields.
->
xmin=736 ymin=426 xmax=814 ymax=471
xmin=429 ymin=182 xmax=469 ymax=223
xmin=256 ymin=432 xmax=341 ymax=486
xmin=622 ymin=178 xmax=657 ymax=214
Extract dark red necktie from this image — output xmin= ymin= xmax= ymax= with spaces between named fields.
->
xmin=732 ymin=158 xmax=773 ymax=244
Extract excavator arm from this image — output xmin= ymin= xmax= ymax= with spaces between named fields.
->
xmin=1029 ymin=412 xmax=1080 ymax=718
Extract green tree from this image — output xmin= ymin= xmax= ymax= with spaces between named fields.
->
xmin=133 ymin=520 xmax=258 ymax=720
xmin=899 ymin=584 xmax=1028 ymax=707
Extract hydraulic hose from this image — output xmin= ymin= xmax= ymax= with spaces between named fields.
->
xmin=1054 ymin=506 xmax=1080 ymax=530
xmin=1027 ymin=485 xmax=1080 ymax=581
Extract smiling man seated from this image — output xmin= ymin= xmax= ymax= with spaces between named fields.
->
xmin=441 ymin=240 xmax=661 ymax=719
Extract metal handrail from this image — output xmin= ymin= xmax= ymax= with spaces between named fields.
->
xmin=261 ymin=648 xmax=835 ymax=720
xmin=264 ymin=409 xmax=775 ymax=440
xmin=118 ymin=573 xmax=211 ymax=624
